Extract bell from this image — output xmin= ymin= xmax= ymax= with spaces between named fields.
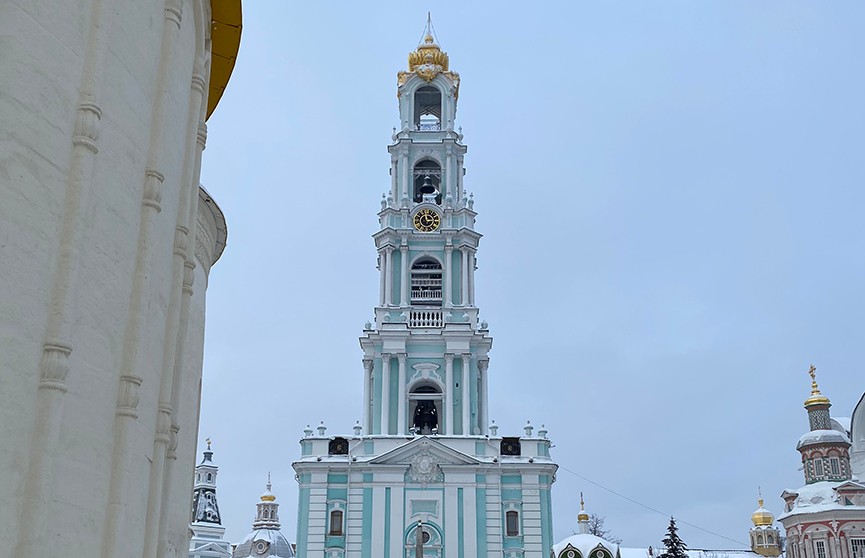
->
xmin=419 ymin=175 xmax=435 ymax=195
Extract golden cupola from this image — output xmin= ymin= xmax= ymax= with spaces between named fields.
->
xmin=804 ymin=364 xmax=830 ymax=409
xmin=399 ymin=13 xmax=459 ymax=89
xmin=751 ymin=498 xmax=774 ymax=527
xmin=577 ymin=493 xmax=589 ymax=522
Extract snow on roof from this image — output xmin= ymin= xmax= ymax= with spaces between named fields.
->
xmin=553 ymin=533 xmax=619 ymax=558
xmin=556 ymin=540 xmax=756 ymax=558
xmin=778 ymin=480 xmax=865 ymax=520
xmin=832 ymin=417 xmax=851 ymax=435
xmin=797 ymin=429 xmax=850 ymax=449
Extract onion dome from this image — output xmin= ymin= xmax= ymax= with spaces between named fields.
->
xmin=804 ymin=364 xmax=830 ymax=408
xmin=751 ymin=498 xmax=774 ymax=527
xmin=577 ymin=492 xmax=589 ymax=522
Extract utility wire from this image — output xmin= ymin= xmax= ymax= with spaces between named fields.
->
xmin=557 ymin=464 xmax=749 ymax=547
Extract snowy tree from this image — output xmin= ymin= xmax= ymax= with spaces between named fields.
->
xmin=587 ymin=514 xmax=622 ymax=545
xmin=660 ymin=517 xmax=688 ymax=558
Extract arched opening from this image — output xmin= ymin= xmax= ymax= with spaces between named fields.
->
xmin=413 ymin=159 xmax=442 ymax=204
xmin=505 ymin=510 xmax=519 ymax=536
xmin=414 ymin=86 xmax=442 ymax=131
xmin=410 ymin=382 xmax=442 ymax=435
xmin=405 ymin=521 xmax=443 ymax=558
xmin=329 ymin=509 xmax=344 ymax=536
xmin=411 ymin=258 xmax=442 ymax=305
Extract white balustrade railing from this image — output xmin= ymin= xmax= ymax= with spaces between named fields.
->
xmin=411 ymin=289 xmax=442 ymax=300
xmin=411 ymin=278 xmax=441 ymax=287
xmin=409 ymin=309 xmax=443 ymax=328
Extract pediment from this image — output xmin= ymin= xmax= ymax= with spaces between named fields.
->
xmin=191 ymin=540 xmax=231 ymax=556
xmin=835 ymin=480 xmax=865 ymax=492
xmin=369 ymin=436 xmax=479 ymax=466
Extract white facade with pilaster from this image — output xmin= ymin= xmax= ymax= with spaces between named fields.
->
xmin=294 ymin=21 xmax=557 ymax=558
xmin=0 ymin=1 xmax=240 ymax=556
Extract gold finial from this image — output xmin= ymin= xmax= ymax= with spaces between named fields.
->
xmin=804 ymin=364 xmax=830 ymax=407
xmin=424 ymin=12 xmax=434 ymax=44
xmin=206 ymin=437 xmax=212 ymax=451
xmin=404 ymin=14 xmax=451 ymax=81
xmin=261 ymin=472 xmax=276 ymax=502
xmin=577 ymin=492 xmax=589 ymax=521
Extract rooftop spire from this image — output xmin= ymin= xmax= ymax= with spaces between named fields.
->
xmin=577 ymin=492 xmax=589 ymax=533
xmin=803 ymin=363 xmax=830 ymax=410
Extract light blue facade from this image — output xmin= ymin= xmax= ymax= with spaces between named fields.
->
xmin=293 ymin=23 xmax=557 ymax=558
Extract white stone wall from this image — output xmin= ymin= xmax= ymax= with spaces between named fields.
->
xmin=0 ymin=1 xmax=226 ymax=556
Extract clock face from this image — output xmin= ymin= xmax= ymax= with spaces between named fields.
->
xmin=413 ymin=208 xmax=441 ymax=232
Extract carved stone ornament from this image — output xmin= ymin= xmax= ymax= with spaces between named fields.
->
xmin=407 ymin=448 xmax=444 ymax=484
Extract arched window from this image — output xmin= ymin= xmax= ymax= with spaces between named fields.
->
xmin=757 ymin=535 xmax=764 ymax=544
xmin=329 ymin=509 xmax=343 ymax=536
xmin=411 ymin=258 xmax=442 ymax=305
xmin=410 ymin=382 xmax=442 ymax=435
xmin=414 ymin=86 xmax=442 ymax=131
xmin=207 ymin=473 xmax=212 ymax=482
xmin=768 ymin=535 xmax=774 ymax=544
xmin=413 ymin=160 xmax=442 ymax=204
xmin=505 ymin=510 xmax=519 ymax=536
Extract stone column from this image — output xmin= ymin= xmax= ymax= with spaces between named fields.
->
xmin=381 ymin=354 xmax=391 ymax=435
xmin=362 ymin=358 xmax=374 ymax=434
xmin=401 ymin=150 xmax=410 ymax=203
xmin=379 ymin=249 xmax=386 ymax=305
xmin=461 ymin=354 xmax=471 ymax=435
xmin=397 ymin=353 xmax=407 ymax=434
xmin=468 ymin=250 xmax=475 ymax=306
xmin=391 ymin=157 xmax=398 ymax=201
xmin=400 ymin=245 xmax=409 ymax=307
xmin=384 ymin=247 xmax=394 ymax=306
xmin=460 ymin=247 xmax=469 ymax=306
xmin=444 ymin=354 xmax=454 ymax=435
xmin=444 ymin=245 xmax=453 ymax=308
xmin=478 ymin=359 xmax=489 ymax=436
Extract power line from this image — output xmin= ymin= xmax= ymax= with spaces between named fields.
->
xmin=557 ymin=463 xmax=749 ymax=547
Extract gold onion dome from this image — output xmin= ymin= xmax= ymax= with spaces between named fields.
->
xmin=260 ymin=474 xmax=276 ymax=502
xmin=577 ymin=493 xmax=589 ymax=522
xmin=751 ymin=498 xmax=774 ymax=527
xmin=804 ymin=364 xmax=830 ymax=408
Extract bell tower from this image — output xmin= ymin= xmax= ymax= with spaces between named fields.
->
xmin=364 ymin=16 xmax=489 ymax=438
xmin=294 ymin=18 xmax=557 ymax=558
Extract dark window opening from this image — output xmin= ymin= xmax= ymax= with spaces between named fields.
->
xmin=328 ymin=437 xmax=349 ymax=455
xmin=329 ymin=510 xmax=343 ymax=536
xmin=413 ymin=160 xmax=442 ymax=204
xmin=506 ymin=510 xmax=519 ymax=536
xmin=501 ymin=437 xmax=521 ymax=456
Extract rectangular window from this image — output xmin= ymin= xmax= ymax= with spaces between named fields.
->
xmin=329 ymin=510 xmax=343 ymax=536
xmin=815 ymin=459 xmax=824 ymax=477
xmin=815 ymin=540 xmax=827 ymax=558
xmin=830 ymin=458 xmax=840 ymax=475
xmin=851 ymin=539 xmax=865 ymax=558
xmin=505 ymin=510 xmax=519 ymax=537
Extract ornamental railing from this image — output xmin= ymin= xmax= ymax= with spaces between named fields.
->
xmin=411 ymin=289 xmax=442 ymax=301
xmin=417 ymin=122 xmax=442 ymax=131
xmin=412 ymin=168 xmax=442 ymax=179
xmin=409 ymin=309 xmax=443 ymax=328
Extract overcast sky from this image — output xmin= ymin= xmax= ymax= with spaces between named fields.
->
xmin=197 ymin=2 xmax=865 ymax=549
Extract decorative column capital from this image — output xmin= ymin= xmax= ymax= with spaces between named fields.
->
xmin=362 ymin=358 xmax=374 ymax=372
xmin=382 ymin=353 xmax=392 ymax=363
xmin=397 ymin=353 xmax=407 ymax=364
xmin=444 ymin=353 xmax=454 ymax=364
xmin=477 ymin=358 xmax=489 ymax=373
xmin=385 ymin=246 xmax=395 ymax=255
xmin=461 ymin=353 xmax=471 ymax=364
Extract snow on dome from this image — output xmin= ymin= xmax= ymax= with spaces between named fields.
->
xmin=832 ymin=417 xmax=851 ymax=435
xmin=233 ymin=528 xmax=295 ymax=558
xmin=553 ymin=533 xmax=619 ymax=558
xmin=796 ymin=429 xmax=850 ymax=449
